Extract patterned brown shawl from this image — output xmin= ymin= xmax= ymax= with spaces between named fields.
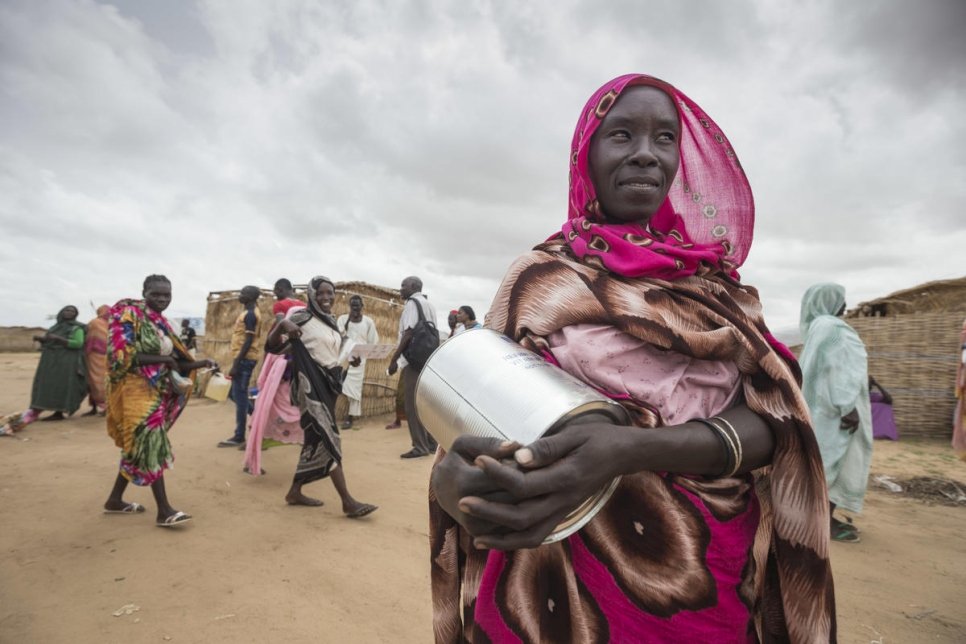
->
xmin=429 ymin=243 xmax=836 ymax=643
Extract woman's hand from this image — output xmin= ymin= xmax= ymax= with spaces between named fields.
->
xmin=431 ymin=436 xmax=520 ymax=537
xmin=840 ymin=408 xmax=860 ymax=433
xmin=461 ymin=414 xmax=629 ymax=550
xmin=349 ymin=356 xmax=362 ymax=368
xmin=279 ymin=319 xmax=301 ymax=338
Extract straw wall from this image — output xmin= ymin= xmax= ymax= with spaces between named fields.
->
xmin=849 ymin=311 xmax=964 ymax=438
xmin=0 ymin=327 xmax=46 ymax=353
xmin=202 ymin=282 xmax=404 ymax=418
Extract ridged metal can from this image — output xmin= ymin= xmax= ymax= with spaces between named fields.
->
xmin=415 ymin=328 xmax=630 ymax=543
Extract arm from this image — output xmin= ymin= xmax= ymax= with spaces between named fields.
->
xmin=387 ymin=328 xmax=414 ymax=375
xmin=65 ymin=327 xmax=85 ymax=350
xmin=442 ymin=404 xmax=775 ymax=550
xmin=266 ymin=318 xmax=301 ymax=353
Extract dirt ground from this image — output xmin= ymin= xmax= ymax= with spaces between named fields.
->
xmin=1 ymin=352 xmax=964 ymax=643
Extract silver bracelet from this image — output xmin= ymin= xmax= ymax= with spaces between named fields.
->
xmin=710 ymin=416 xmax=742 ymax=477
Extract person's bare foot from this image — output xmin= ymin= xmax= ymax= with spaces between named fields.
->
xmin=40 ymin=412 xmax=65 ymax=422
xmin=82 ymin=408 xmax=98 ymax=417
xmin=286 ymin=491 xmax=324 ymax=506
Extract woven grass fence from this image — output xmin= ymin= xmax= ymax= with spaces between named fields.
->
xmin=849 ymin=311 xmax=964 ymax=439
xmin=201 ymin=281 xmax=404 ymax=418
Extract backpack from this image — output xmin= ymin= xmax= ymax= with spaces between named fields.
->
xmin=402 ymin=296 xmax=440 ymax=370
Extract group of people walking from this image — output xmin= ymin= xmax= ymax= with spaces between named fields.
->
xmin=4 ymin=70 xmax=965 ymax=643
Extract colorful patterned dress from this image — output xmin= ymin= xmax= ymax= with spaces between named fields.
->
xmin=106 ymin=299 xmax=192 ymax=485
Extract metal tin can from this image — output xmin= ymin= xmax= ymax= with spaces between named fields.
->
xmin=415 ymin=329 xmax=630 ymax=543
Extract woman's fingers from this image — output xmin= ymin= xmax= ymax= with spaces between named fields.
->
xmin=459 ymin=492 xmax=576 ymax=534
xmin=472 ymin=514 xmax=564 ymax=551
xmin=474 ymin=455 xmax=574 ymax=499
xmin=513 ymin=428 xmax=586 ymax=469
xmin=451 ymin=435 xmax=521 ymax=461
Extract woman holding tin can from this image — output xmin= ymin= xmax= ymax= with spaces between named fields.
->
xmin=429 ymin=75 xmax=835 ymax=643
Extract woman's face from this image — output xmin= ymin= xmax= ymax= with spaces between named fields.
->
xmin=588 ymin=85 xmax=680 ymax=224
xmin=315 ymin=282 xmax=335 ymax=313
xmin=61 ymin=306 xmax=78 ymax=321
xmin=456 ymin=309 xmax=469 ymax=325
xmin=144 ymin=281 xmax=172 ymax=313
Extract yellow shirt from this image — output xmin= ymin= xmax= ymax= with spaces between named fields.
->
xmin=229 ymin=307 xmax=262 ymax=360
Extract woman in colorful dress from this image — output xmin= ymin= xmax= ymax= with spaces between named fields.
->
xmin=102 ymin=275 xmax=215 ymax=526
xmin=83 ymin=304 xmax=111 ymax=416
xmin=429 ymin=74 xmax=835 ymax=642
xmin=0 ymin=305 xmax=87 ymax=434
xmin=265 ymin=276 xmax=377 ymax=518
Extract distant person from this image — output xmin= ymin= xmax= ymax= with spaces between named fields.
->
xmin=102 ymin=275 xmax=215 ymax=526
xmin=954 ymin=317 xmax=966 ymax=461
xmin=337 ymin=295 xmax=379 ymax=429
xmin=447 ymin=310 xmax=462 ymax=338
xmin=388 ymin=276 xmax=439 ymax=458
xmin=265 ymin=275 xmax=377 ymax=518
xmin=0 ymin=305 xmax=87 ymax=434
xmin=455 ymin=305 xmax=482 ymax=333
xmin=273 ymin=278 xmax=303 ymax=320
xmin=799 ymin=283 xmax=872 ymax=543
xmin=179 ymin=318 xmax=197 ymax=352
xmin=869 ymin=375 xmax=898 ymax=441
xmin=218 ymin=286 xmax=262 ymax=448
xmin=83 ymin=305 xmax=111 ymax=416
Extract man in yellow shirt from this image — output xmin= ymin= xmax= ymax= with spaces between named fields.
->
xmin=218 ymin=286 xmax=262 ymax=448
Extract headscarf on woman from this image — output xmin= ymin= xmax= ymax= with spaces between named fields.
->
xmin=430 ymin=74 xmax=835 ymax=643
xmin=85 ymin=304 xmax=111 ymax=413
xmin=798 ymin=283 xmax=873 ymax=516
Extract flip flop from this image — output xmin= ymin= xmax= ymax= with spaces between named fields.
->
xmin=104 ymin=502 xmax=146 ymax=515
xmin=156 ymin=511 xmax=192 ymax=528
xmin=346 ymin=504 xmax=378 ymax=519
xmin=831 ymin=523 xmax=860 ymax=543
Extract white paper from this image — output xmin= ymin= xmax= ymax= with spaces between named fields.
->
xmin=349 ymin=343 xmax=395 ymax=360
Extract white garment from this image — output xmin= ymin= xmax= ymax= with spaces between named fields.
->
xmin=396 ymin=293 xmax=437 ymax=369
xmin=337 ymin=314 xmax=379 ymax=414
xmin=299 ymin=317 xmax=341 ymax=368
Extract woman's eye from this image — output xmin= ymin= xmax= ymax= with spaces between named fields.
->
xmin=610 ymin=130 xmax=630 ymax=141
xmin=657 ymin=132 xmax=677 ymax=142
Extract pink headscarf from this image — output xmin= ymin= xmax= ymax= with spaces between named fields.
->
xmin=559 ymin=74 xmax=754 ymax=280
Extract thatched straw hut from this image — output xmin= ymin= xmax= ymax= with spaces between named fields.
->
xmin=202 ymin=281 xmax=404 ymax=419
xmin=843 ymin=277 xmax=966 ymax=438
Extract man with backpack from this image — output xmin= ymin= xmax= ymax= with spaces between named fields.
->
xmin=388 ymin=276 xmax=440 ymax=458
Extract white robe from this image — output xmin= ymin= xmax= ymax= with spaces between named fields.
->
xmin=336 ymin=314 xmax=379 ymax=415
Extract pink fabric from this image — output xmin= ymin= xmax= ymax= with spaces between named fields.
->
xmin=870 ymin=392 xmax=899 ymax=441
xmin=471 ymin=323 xmax=755 ymax=641
xmin=548 ymin=324 xmax=741 ymax=425
xmin=243 ymin=307 xmax=307 ymax=475
xmin=558 ymin=73 xmax=754 ymax=281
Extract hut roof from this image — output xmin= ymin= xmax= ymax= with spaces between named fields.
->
xmin=846 ymin=276 xmax=966 ymax=318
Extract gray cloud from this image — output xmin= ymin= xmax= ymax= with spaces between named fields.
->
xmin=0 ymin=0 xmax=963 ymax=331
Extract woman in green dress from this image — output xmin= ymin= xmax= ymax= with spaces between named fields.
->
xmin=1 ymin=305 xmax=88 ymax=434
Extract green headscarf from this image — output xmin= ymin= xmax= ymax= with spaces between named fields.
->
xmin=799 ymin=283 xmax=846 ymax=338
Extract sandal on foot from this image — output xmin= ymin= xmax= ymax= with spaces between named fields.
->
xmin=346 ymin=504 xmax=378 ymax=519
xmin=156 ymin=511 xmax=192 ymax=528
xmin=831 ymin=523 xmax=860 ymax=543
xmin=104 ymin=502 xmax=146 ymax=515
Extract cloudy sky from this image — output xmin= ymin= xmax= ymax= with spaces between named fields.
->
xmin=1 ymin=0 xmax=964 ymax=341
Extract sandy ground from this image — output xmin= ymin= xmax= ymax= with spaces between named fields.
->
xmin=1 ymin=352 xmax=964 ymax=644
